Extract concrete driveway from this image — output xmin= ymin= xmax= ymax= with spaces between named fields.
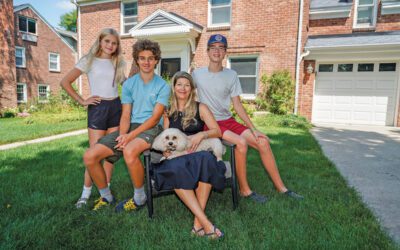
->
xmin=311 ymin=124 xmax=400 ymax=244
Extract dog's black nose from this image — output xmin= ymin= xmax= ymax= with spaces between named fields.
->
xmin=168 ymin=142 xmax=173 ymax=146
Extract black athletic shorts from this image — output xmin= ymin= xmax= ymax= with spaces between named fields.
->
xmin=87 ymin=97 xmax=122 ymax=130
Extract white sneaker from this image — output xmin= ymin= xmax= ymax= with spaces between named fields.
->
xmin=75 ymin=197 xmax=88 ymax=208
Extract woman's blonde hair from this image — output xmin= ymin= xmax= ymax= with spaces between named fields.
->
xmin=169 ymin=71 xmax=198 ymax=130
xmin=82 ymin=28 xmax=126 ymax=84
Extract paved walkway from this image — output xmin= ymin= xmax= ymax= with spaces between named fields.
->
xmin=311 ymin=124 xmax=400 ymax=244
xmin=0 ymin=129 xmax=87 ymax=151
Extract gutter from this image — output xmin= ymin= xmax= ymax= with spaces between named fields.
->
xmin=71 ymin=0 xmax=82 ymax=95
xmin=294 ymin=0 xmax=304 ymax=115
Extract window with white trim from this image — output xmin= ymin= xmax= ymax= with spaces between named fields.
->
xmin=229 ymin=57 xmax=259 ymax=98
xmin=18 ymin=15 xmax=36 ymax=34
xmin=122 ymin=1 xmax=138 ymax=34
xmin=17 ymin=83 xmax=27 ymax=103
xmin=354 ymin=0 xmax=378 ymax=28
xmin=208 ymin=0 xmax=231 ymax=27
xmin=15 ymin=47 xmax=26 ymax=68
xmin=49 ymin=53 xmax=60 ymax=72
xmin=38 ymin=84 xmax=50 ymax=102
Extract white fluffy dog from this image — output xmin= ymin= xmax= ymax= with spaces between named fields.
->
xmin=152 ymin=128 xmax=225 ymax=161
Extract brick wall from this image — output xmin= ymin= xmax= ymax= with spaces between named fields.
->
xmin=308 ymin=1 xmax=400 ymax=36
xmin=79 ymin=0 xmax=300 ymax=98
xmin=0 ymin=0 xmax=17 ymax=109
xmin=14 ymin=7 xmax=76 ymax=104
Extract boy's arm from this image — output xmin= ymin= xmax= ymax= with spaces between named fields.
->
xmin=114 ymin=103 xmax=165 ymax=149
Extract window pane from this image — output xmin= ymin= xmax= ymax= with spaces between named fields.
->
xmin=230 ymin=58 xmax=257 ymax=75
xmin=38 ymin=86 xmax=49 ymax=100
xmin=28 ymin=19 xmax=36 ymax=33
xmin=124 ymin=24 xmax=136 ymax=33
xmin=379 ymin=63 xmax=396 ymax=72
xmin=50 ymin=62 xmax=58 ymax=69
xmin=50 ymin=54 xmax=58 ymax=62
xmin=357 ymin=6 xmax=373 ymax=24
xmin=239 ymin=77 xmax=256 ymax=94
xmin=161 ymin=58 xmax=181 ymax=79
xmin=211 ymin=7 xmax=230 ymax=24
xmin=17 ymin=85 xmax=25 ymax=102
xmin=358 ymin=63 xmax=374 ymax=72
xmin=359 ymin=0 xmax=374 ymax=5
xmin=16 ymin=48 xmax=22 ymax=57
xmin=19 ymin=16 xmax=27 ymax=32
xmin=338 ymin=64 xmax=353 ymax=72
xmin=124 ymin=2 xmax=137 ymax=16
xmin=318 ymin=64 xmax=333 ymax=72
xmin=124 ymin=16 xmax=137 ymax=23
xmin=16 ymin=57 xmax=23 ymax=66
xmin=211 ymin=0 xmax=231 ymax=6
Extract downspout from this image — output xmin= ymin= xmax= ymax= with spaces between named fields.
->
xmin=294 ymin=0 xmax=305 ymax=115
xmin=71 ymin=0 xmax=82 ymax=95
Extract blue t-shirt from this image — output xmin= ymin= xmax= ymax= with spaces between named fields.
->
xmin=121 ymin=74 xmax=171 ymax=125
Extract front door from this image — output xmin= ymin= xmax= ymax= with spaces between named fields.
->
xmin=160 ymin=58 xmax=181 ymax=80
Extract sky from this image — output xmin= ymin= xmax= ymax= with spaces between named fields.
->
xmin=13 ymin=0 xmax=76 ymax=29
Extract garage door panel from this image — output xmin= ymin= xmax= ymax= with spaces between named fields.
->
xmin=313 ymin=62 xmax=398 ymax=126
xmin=377 ymin=80 xmax=396 ymax=90
xmin=355 ymin=80 xmax=374 ymax=89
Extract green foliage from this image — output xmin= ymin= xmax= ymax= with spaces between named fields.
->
xmin=255 ymin=74 xmax=269 ymax=111
xmin=254 ymin=113 xmax=312 ymax=130
xmin=256 ymin=70 xmax=295 ymax=115
xmin=230 ymin=100 xmax=256 ymax=121
xmin=59 ymin=10 xmax=77 ymax=32
xmin=0 ymin=107 xmax=19 ymax=118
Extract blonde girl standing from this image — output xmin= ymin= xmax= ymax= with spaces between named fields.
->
xmin=61 ymin=28 xmax=126 ymax=208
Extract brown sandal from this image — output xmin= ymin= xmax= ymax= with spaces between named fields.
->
xmin=191 ymin=227 xmax=205 ymax=237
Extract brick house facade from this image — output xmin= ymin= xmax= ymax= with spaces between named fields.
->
xmin=0 ymin=0 xmax=17 ymax=109
xmin=12 ymin=4 xmax=77 ymax=106
xmin=76 ymin=0 xmax=300 ymax=101
xmin=76 ymin=0 xmax=400 ymax=127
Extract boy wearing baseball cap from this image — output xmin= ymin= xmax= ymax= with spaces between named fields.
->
xmin=192 ymin=34 xmax=303 ymax=203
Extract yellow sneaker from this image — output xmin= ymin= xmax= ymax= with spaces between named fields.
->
xmin=93 ymin=197 xmax=115 ymax=211
xmin=115 ymin=198 xmax=145 ymax=213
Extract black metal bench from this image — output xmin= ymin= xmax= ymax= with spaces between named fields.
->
xmin=143 ymin=140 xmax=238 ymax=218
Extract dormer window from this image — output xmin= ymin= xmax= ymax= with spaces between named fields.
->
xmin=18 ymin=15 xmax=36 ymax=34
xmin=354 ymin=0 xmax=378 ymax=28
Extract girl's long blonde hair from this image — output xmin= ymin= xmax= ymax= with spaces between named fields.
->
xmin=82 ymin=28 xmax=126 ymax=84
xmin=169 ymin=71 xmax=198 ymax=130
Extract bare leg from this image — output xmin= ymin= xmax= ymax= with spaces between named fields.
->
xmin=241 ymin=129 xmax=287 ymax=192
xmin=174 ymin=189 xmax=222 ymax=236
xmin=193 ymin=182 xmax=212 ymax=231
xmin=222 ymin=131 xmax=253 ymax=196
xmin=122 ymin=138 xmax=150 ymax=188
xmin=83 ymin=144 xmax=114 ymax=189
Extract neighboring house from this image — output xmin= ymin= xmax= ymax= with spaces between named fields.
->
xmin=0 ymin=0 xmax=17 ymax=109
xmin=300 ymin=0 xmax=400 ymax=126
xmin=56 ymin=28 xmax=78 ymax=51
xmin=5 ymin=4 xmax=77 ymax=107
xmin=75 ymin=0 xmax=400 ymax=127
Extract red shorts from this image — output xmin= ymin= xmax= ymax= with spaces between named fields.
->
xmin=204 ymin=117 xmax=249 ymax=136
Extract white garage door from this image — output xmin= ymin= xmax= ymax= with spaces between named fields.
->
xmin=312 ymin=62 xmax=399 ymax=126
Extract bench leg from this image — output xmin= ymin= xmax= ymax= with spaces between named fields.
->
xmin=230 ymin=145 xmax=239 ymax=210
xmin=144 ymin=155 xmax=154 ymax=218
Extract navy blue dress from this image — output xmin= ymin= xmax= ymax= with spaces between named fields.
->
xmin=152 ymin=102 xmax=226 ymax=191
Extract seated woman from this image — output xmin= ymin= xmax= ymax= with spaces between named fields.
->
xmin=152 ymin=71 xmax=225 ymax=239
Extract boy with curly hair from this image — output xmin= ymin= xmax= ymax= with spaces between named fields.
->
xmin=83 ymin=39 xmax=171 ymax=211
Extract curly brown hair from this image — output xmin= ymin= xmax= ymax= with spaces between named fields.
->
xmin=132 ymin=39 xmax=161 ymax=64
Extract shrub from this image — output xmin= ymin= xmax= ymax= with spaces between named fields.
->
xmin=0 ymin=107 xmax=19 ymax=118
xmin=255 ymin=74 xmax=269 ymax=111
xmin=257 ymin=70 xmax=295 ymax=115
xmin=230 ymin=100 xmax=256 ymax=120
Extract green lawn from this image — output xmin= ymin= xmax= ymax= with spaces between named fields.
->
xmin=0 ymin=115 xmax=397 ymax=249
xmin=0 ymin=111 xmax=87 ymax=145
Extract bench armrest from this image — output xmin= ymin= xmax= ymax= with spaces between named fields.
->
xmin=143 ymin=149 xmax=151 ymax=156
xmin=222 ymin=140 xmax=235 ymax=148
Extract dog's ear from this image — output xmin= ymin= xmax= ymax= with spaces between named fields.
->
xmin=152 ymin=133 xmax=164 ymax=151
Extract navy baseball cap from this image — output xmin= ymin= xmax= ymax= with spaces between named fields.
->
xmin=207 ymin=34 xmax=228 ymax=47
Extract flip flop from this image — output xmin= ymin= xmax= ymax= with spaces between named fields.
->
xmin=191 ymin=227 xmax=205 ymax=237
xmin=205 ymin=225 xmax=224 ymax=240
